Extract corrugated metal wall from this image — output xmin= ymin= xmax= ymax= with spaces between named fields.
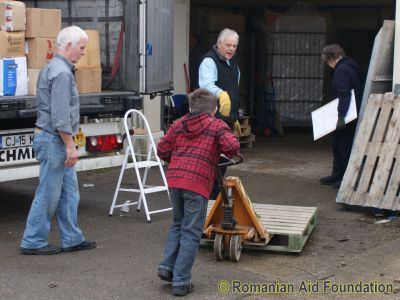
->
xmin=144 ymin=0 xmax=174 ymax=93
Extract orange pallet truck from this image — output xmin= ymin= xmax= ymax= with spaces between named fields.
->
xmin=203 ymin=155 xmax=270 ymax=261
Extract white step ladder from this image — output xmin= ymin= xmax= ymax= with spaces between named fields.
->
xmin=109 ymin=109 xmax=171 ymax=223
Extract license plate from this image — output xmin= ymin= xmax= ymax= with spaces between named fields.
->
xmin=0 ymin=133 xmax=34 ymax=149
xmin=0 ymin=133 xmax=35 ymax=165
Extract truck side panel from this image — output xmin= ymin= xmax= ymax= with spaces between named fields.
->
xmin=24 ymin=0 xmax=174 ymax=93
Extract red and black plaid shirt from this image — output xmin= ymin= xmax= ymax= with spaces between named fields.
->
xmin=157 ymin=112 xmax=240 ymax=199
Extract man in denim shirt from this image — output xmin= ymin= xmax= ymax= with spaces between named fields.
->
xmin=20 ymin=26 xmax=97 ymax=255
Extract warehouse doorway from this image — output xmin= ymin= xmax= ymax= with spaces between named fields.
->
xmin=189 ymin=0 xmax=394 ymax=135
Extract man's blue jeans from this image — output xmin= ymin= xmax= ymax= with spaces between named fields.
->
xmin=159 ymin=188 xmax=208 ymax=287
xmin=21 ymin=130 xmax=85 ymax=249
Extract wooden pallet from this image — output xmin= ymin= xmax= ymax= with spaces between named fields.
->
xmin=239 ymin=116 xmax=250 ymax=126
xmin=238 ymin=116 xmax=255 ymax=148
xmin=239 ymin=134 xmax=255 ymax=148
xmin=202 ymin=201 xmax=317 ymax=253
xmin=337 ymin=93 xmax=400 ymax=210
xmin=357 ymin=21 xmax=394 ymax=128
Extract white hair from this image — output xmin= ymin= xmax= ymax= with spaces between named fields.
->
xmin=57 ymin=26 xmax=88 ymax=51
xmin=217 ymin=28 xmax=239 ymax=44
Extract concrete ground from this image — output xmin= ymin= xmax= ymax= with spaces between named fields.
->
xmin=1 ymin=129 xmax=399 ymax=300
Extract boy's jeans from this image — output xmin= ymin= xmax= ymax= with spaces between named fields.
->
xmin=21 ymin=130 xmax=84 ymax=249
xmin=159 ymin=188 xmax=208 ymax=287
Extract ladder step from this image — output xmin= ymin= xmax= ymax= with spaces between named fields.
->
xmin=119 ymin=186 xmax=168 ymax=194
xmin=144 ymin=186 xmax=169 ymax=194
xmin=110 ymin=109 xmax=171 ymax=222
xmin=126 ymin=161 xmax=160 ymax=169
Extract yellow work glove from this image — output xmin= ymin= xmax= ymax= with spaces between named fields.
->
xmin=218 ymin=91 xmax=231 ymax=117
xmin=233 ymin=120 xmax=241 ymax=137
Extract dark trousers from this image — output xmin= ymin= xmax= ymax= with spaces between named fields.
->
xmin=209 ymin=122 xmax=235 ymax=200
xmin=209 ymin=156 xmax=229 ymax=200
xmin=333 ymin=130 xmax=355 ymax=178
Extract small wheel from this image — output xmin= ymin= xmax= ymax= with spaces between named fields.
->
xmin=229 ymin=234 xmax=242 ymax=262
xmin=213 ymin=233 xmax=224 ymax=261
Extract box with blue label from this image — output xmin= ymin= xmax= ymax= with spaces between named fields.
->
xmin=0 ymin=57 xmax=28 ymax=96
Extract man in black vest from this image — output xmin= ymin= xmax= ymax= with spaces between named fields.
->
xmin=199 ymin=28 xmax=241 ymax=135
xmin=198 ymin=28 xmax=241 ymax=199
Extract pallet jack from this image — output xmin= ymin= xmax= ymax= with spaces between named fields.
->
xmin=203 ymin=154 xmax=270 ymax=262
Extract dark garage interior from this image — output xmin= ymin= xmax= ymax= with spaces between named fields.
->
xmin=190 ymin=0 xmax=395 ymax=136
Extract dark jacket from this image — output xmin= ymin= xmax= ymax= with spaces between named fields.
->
xmin=203 ymin=46 xmax=240 ymax=125
xmin=333 ymin=56 xmax=363 ymax=119
xmin=157 ymin=112 xmax=240 ymax=199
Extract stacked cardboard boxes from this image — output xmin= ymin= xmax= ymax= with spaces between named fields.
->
xmin=1 ymin=3 xmax=102 ymax=96
xmin=74 ymin=30 xmax=102 ymax=93
xmin=25 ymin=7 xmax=60 ymax=95
xmin=0 ymin=0 xmax=27 ymax=96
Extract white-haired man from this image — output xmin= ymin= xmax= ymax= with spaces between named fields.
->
xmin=20 ymin=26 xmax=96 ymax=255
xmin=198 ymin=28 xmax=241 ymax=199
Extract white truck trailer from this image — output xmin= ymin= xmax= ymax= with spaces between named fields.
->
xmin=0 ymin=0 xmax=173 ymax=182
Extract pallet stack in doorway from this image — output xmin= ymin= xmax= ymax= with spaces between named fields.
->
xmin=336 ymin=93 xmax=400 ymax=210
xmin=238 ymin=116 xmax=255 ymax=148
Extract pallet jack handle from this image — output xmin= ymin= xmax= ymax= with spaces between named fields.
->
xmin=216 ymin=153 xmax=243 ymax=208
xmin=217 ymin=153 xmax=244 ymax=168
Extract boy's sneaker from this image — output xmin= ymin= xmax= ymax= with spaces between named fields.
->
xmin=158 ymin=269 xmax=173 ymax=282
xmin=172 ymin=283 xmax=194 ymax=297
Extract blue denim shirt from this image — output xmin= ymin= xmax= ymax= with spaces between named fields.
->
xmin=35 ymin=54 xmax=80 ymax=135
xmin=198 ymin=57 xmax=240 ymax=97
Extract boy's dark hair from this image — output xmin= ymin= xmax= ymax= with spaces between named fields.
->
xmin=321 ymin=44 xmax=345 ymax=62
xmin=188 ymin=88 xmax=218 ymax=114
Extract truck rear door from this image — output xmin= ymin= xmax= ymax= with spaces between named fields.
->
xmin=123 ymin=0 xmax=173 ymax=94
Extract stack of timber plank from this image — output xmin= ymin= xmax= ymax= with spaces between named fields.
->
xmin=239 ymin=116 xmax=255 ymax=148
xmin=337 ymin=93 xmax=400 ymax=211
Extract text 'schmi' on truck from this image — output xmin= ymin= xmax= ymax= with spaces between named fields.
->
xmin=0 ymin=0 xmax=173 ymax=182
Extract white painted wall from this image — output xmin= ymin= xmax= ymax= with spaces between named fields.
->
xmin=173 ymin=0 xmax=190 ymax=95
xmin=394 ymin=0 xmax=399 ymax=90
xmin=143 ymin=95 xmax=161 ymax=131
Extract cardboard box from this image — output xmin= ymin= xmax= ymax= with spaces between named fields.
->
xmin=0 ymin=56 xmax=27 ymax=96
xmin=75 ymin=68 xmax=102 ymax=94
xmin=0 ymin=0 xmax=26 ymax=31
xmin=0 ymin=30 xmax=25 ymax=57
xmin=25 ymin=37 xmax=57 ymax=69
xmin=27 ymin=68 xmax=41 ymax=96
xmin=74 ymin=30 xmax=101 ymax=69
xmin=26 ymin=8 xmax=61 ymax=38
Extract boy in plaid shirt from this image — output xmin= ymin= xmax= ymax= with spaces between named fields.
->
xmin=157 ymin=88 xmax=240 ymax=296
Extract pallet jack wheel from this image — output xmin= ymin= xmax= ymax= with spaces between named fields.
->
xmin=229 ymin=234 xmax=242 ymax=262
xmin=213 ymin=233 xmax=224 ymax=261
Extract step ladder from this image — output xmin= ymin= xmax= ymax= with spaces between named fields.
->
xmin=109 ymin=109 xmax=171 ymax=223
